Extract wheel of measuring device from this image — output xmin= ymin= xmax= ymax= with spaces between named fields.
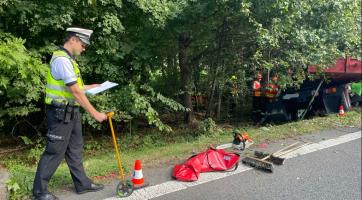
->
xmin=116 ymin=180 xmax=134 ymax=197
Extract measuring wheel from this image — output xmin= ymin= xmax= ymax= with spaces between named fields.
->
xmin=116 ymin=180 xmax=134 ymax=197
xmin=107 ymin=112 xmax=135 ymax=198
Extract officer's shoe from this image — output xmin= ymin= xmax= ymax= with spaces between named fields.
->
xmin=77 ymin=183 xmax=104 ymax=194
xmin=32 ymin=193 xmax=59 ymax=200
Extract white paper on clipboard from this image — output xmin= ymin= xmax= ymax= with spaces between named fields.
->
xmin=85 ymin=81 xmax=118 ymax=95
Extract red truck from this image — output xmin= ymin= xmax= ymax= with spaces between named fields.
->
xmin=256 ymin=57 xmax=362 ymax=123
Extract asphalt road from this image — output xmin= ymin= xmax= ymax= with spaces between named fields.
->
xmin=56 ymin=127 xmax=361 ymax=200
xmin=152 ymin=138 xmax=361 ymax=200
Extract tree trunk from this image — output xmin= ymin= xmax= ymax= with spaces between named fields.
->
xmin=206 ymin=65 xmax=219 ymax=118
xmin=206 ymin=19 xmax=228 ymax=118
xmin=192 ymin=59 xmax=201 ymax=112
xmin=216 ymin=85 xmax=223 ymax=120
xmin=179 ymin=33 xmax=195 ymax=125
xmin=216 ymin=64 xmax=225 ymax=120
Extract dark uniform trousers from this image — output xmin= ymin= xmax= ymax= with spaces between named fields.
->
xmin=33 ymin=107 xmax=92 ymax=196
xmin=252 ymin=96 xmax=263 ymax=111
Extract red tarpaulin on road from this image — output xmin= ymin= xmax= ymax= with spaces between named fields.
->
xmin=173 ymin=148 xmax=240 ymax=182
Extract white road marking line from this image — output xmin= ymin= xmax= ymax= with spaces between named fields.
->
xmin=283 ymin=131 xmax=361 ymax=159
xmin=104 ymin=131 xmax=361 ymax=200
xmin=215 ymin=140 xmax=254 ymax=150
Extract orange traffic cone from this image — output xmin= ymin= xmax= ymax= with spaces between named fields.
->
xmin=132 ymin=160 xmax=148 ymax=189
xmin=338 ymin=105 xmax=345 ymax=117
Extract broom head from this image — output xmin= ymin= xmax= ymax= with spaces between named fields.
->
xmin=242 ymin=156 xmax=274 ymax=172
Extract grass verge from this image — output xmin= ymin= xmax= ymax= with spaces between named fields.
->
xmin=1 ymin=108 xmax=361 ymax=199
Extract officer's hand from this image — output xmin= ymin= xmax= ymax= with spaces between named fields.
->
xmin=85 ymin=84 xmax=101 ymax=90
xmin=93 ymin=111 xmax=107 ymax=123
xmin=90 ymin=84 xmax=101 ymax=89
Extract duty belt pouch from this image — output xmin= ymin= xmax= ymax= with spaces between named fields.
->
xmin=64 ymin=105 xmax=73 ymax=123
xmin=55 ymin=108 xmax=65 ymax=122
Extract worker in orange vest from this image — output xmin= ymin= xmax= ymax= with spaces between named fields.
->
xmin=252 ymin=72 xmax=263 ymax=113
xmin=252 ymin=72 xmax=262 ymax=97
xmin=264 ymin=73 xmax=280 ymax=102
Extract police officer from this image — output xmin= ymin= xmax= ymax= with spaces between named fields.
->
xmin=33 ymin=27 xmax=107 ymax=200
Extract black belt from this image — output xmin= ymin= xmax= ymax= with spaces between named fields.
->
xmin=47 ymin=104 xmax=80 ymax=123
xmin=46 ymin=105 xmax=80 ymax=111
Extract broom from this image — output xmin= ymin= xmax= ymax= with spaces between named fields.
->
xmin=268 ymin=142 xmax=311 ymax=165
xmin=242 ymin=142 xmax=299 ymax=172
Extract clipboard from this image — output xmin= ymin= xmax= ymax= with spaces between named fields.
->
xmin=85 ymin=81 xmax=118 ymax=95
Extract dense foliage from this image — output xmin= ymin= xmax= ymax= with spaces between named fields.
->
xmin=0 ymin=0 xmax=360 ymax=133
xmin=0 ymin=33 xmax=47 ymax=127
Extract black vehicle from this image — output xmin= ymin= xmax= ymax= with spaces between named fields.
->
xmin=256 ymin=57 xmax=362 ymax=123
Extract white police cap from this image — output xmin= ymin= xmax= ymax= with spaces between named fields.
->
xmin=66 ymin=27 xmax=93 ymax=45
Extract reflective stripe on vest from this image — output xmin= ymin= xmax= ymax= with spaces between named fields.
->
xmin=45 ymin=50 xmax=84 ymax=106
xmin=253 ymin=90 xmax=262 ymax=97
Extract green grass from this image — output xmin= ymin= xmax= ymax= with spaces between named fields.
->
xmin=2 ymin=108 xmax=361 ymax=199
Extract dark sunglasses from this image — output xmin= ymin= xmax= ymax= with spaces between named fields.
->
xmin=76 ymin=37 xmax=88 ymax=49
xmin=80 ymin=42 xmax=87 ymax=49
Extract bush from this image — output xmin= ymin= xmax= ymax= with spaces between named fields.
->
xmin=6 ymin=163 xmax=35 ymax=200
xmin=0 ymin=33 xmax=47 ymax=129
xmin=197 ymin=118 xmax=218 ymax=135
xmin=82 ymin=83 xmax=187 ymax=132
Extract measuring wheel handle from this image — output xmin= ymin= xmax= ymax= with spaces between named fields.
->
xmin=106 ymin=111 xmax=115 ymax=118
xmin=105 ymin=111 xmax=135 ymax=198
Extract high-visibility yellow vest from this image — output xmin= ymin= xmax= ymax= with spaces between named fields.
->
xmin=45 ymin=50 xmax=84 ymax=106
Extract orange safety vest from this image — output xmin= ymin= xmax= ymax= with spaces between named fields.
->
xmin=265 ymin=83 xmax=279 ymax=98
xmin=252 ymin=80 xmax=262 ymax=96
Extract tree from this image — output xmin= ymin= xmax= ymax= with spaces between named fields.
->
xmin=0 ymin=33 xmax=47 ymax=128
xmin=0 ymin=0 xmax=360 ymax=132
